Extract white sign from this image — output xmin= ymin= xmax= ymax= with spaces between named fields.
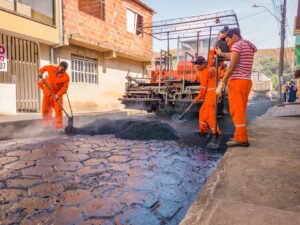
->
xmin=0 ymin=44 xmax=7 ymax=72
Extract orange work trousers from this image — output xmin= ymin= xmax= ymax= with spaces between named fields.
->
xmin=42 ymin=95 xmax=63 ymax=129
xmin=228 ymin=79 xmax=252 ymax=143
xmin=199 ymin=96 xmax=221 ymax=135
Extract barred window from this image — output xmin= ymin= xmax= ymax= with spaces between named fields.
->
xmin=71 ymin=56 xmax=98 ymax=84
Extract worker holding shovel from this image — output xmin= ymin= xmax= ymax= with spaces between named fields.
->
xmin=192 ymin=56 xmax=222 ymax=149
xmin=37 ymin=61 xmax=70 ymax=129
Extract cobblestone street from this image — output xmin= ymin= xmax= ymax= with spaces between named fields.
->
xmin=0 ymin=134 xmax=221 ymax=225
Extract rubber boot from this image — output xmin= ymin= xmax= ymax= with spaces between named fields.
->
xmin=206 ymin=134 xmax=221 ymax=150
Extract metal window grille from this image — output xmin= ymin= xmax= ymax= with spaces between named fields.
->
xmin=71 ymin=56 xmax=98 ymax=84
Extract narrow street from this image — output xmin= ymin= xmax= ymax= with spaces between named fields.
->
xmin=0 ymin=100 xmax=273 ymax=225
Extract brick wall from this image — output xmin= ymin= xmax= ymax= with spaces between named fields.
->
xmin=63 ymin=0 xmax=153 ymax=61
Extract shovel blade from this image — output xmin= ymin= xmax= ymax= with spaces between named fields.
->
xmin=65 ymin=117 xmax=74 ymax=134
xmin=171 ymin=113 xmax=186 ymax=123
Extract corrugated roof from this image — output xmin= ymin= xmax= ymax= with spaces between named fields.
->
xmin=131 ymin=0 xmax=155 ymax=13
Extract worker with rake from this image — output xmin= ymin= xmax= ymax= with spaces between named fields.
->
xmin=193 ymin=56 xmax=222 ymax=150
xmin=37 ymin=61 xmax=70 ymax=129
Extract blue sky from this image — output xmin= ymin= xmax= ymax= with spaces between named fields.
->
xmin=142 ymin=0 xmax=298 ymax=50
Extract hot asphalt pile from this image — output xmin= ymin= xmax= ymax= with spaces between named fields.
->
xmin=65 ymin=119 xmax=179 ymax=141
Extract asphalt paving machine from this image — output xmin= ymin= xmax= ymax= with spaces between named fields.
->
xmin=119 ymin=11 xmax=239 ymax=115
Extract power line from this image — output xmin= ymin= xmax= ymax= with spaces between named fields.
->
xmin=243 ymin=13 xmax=272 ymax=34
xmin=239 ymin=10 xmax=267 ymax=20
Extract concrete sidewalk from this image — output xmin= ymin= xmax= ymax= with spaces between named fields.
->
xmin=180 ymin=104 xmax=300 ymax=225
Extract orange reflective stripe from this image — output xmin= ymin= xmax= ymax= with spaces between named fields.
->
xmin=235 ymin=124 xmax=246 ymax=127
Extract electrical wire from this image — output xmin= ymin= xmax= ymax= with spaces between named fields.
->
xmin=239 ymin=10 xmax=267 ymax=20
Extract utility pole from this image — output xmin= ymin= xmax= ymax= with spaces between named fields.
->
xmin=277 ymin=0 xmax=286 ymax=106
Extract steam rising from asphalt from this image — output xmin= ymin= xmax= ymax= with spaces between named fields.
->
xmin=65 ymin=119 xmax=179 ymax=141
xmin=0 ymin=120 xmax=61 ymax=141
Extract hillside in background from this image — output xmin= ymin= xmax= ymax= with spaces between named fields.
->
xmin=254 ymin=47 xmax=295 ymax=89
xmin=255 ymin=47 xmax=295 ymax=65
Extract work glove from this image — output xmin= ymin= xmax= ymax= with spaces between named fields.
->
xmin=193 ymin=99 xmax=200 ymax=104
xmin=216 ymin=81 xmax=225 ymax=98
xmin=215 ymin=47 xmax=222 ymax=57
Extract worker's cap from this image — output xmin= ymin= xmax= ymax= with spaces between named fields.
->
xmin=220 ymin=25 xmax=229 ymax=34
xmin=59 ymin=61 xmax=68 ymax=70
xmin=192 ymin=56 xmax=207 ymax=65
xmin=226 ymin=28 xmax=242 ymax=38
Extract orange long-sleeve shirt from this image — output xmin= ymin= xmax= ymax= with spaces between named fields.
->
xmin=195 ymin=67 xmax=216 ymax=102
xmin=37 ymin=65 xmax=70 ymax=97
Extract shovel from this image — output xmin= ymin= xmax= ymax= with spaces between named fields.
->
xmin=171 ymin=102 xmax=194 ymax=123
xmin=41 ymin=79 xmax=74 ymax=131
xmin=207 ymin=55 xmax=221 ymax=150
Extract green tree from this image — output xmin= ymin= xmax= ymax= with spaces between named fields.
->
xmin=254 ymin=56 xmax=292 ymax=89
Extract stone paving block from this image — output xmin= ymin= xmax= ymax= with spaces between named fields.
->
xmin=0 ymin=189 xmax=26 ymax=204
xmin=0 ymin=168 xmax=20 ymax=181
xmin=54 ymin=162 xmax=83 ymax=171
xmin=81 ymin=198 xmax=123 ymax=218
xmin=79 ymin=219 xmax=113 ymax=225
xmin=29 ymin=183 xmax=64 ymax=197
xmin=0 ymin=156 xmax=18 ymax=165
xmin=48 ymin=150 xmax=71 ymax=158
xmin=79 ymin=143 xmax=94 ymax=148
xmin=4 ymin=160 xmax=35 ymax=170
xmin=22 ymin=166 xmax=53 ymax=176
xmin=20 ymin=214 xmax=51 ymax=225
xmin=72 ymin=147 xmax=94 ymax=154
xmin=158 ymin=186 xmax=188 ymax=203
xmin=83 ymin=158 xmax=108 ymax=166
xmin=43 ymin=171 xmax=75 ymax=183
xmin=108 ymin=155 xmax=132 ymax=163
xmin=57 ymin=189 xmax=93 ymax=206
xmin=120 ymin=191 xmax=147 ymax=206
xmin=109 ymin=163 xmax=130 ymax=172
xmin=156 ymin=200 xmax=183 ymax=218
xmin=36 ymin=157 xmax=64 ymax=166
xmin=115 ymin=208 xmax=160 ymax=225
xmin=6 ymin=178 xmax=43 ymax=189
xmin=49 ymin=206 xmax=83 ymax=225
xmin=63 ymin=153 xmax=89 ymax=162
xmin=21 ymin=151 xmax=47 ymax=161
xmin=11 ymin=197 xmax=53 ymax=215
xmin=125 ymin=176 xmax=157 ymax=191
xmin=155 ymin=173 xmax=179 ymax=186
xmin=76 ymin=166 xmax=108 ymax=177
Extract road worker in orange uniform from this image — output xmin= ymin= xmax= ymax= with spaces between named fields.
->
xmin=192 ymin=56 xmax=221 ymax=146
xmin=216 ymin=28 xmax=257 ymax=147
xmin=37 ymin=61 xmax=70 ymax=129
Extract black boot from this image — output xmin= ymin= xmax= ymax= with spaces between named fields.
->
xmin=206 ymin=134 xmax=221 ymax=150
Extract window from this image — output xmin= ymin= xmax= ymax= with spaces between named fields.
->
xmin=71 ymin=56 xmax=98 ymax=84
xmin=0 ymin=0 xmax=55 ymax=26
xmin=126 ymin=9 xmax=143 ymax=35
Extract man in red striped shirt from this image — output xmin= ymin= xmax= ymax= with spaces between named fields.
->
xmin=216 ymin=28 xmax=257 ymax=147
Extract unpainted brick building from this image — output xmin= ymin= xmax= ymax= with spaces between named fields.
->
xmin=54 ymin=0 xmax=154 ymax=112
